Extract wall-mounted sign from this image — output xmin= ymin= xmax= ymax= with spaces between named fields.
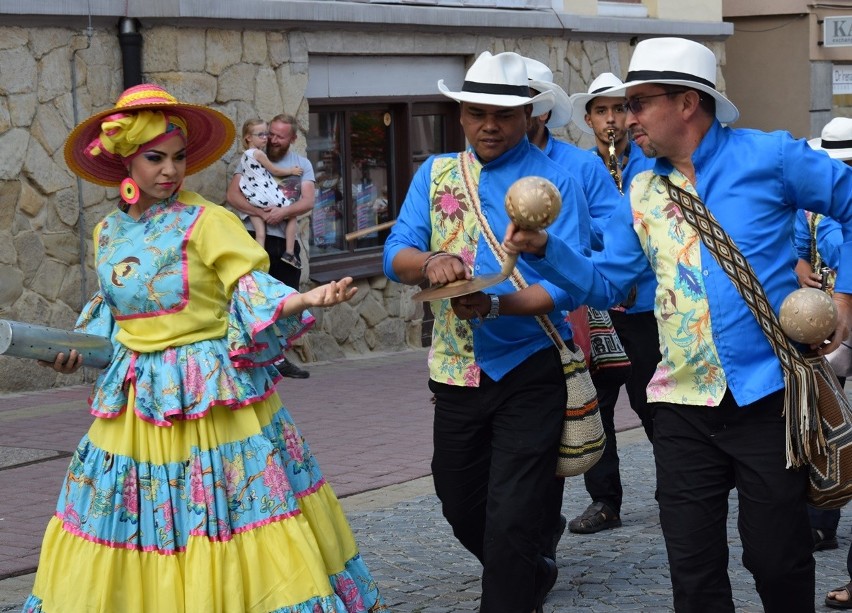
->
xmin=834 ymin=65 xmax=852 ymax=95
xmin=825 ymin=16 xmax=852 ymax=47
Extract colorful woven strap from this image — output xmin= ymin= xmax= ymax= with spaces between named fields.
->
xmin=663 ymin=176 xmax=821 ymax=466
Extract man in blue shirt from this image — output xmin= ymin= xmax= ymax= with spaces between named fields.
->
xmin=523 ymin=57 xmax=629 ymax=547
xmin=502 ymin=37 xmax=852 ymax=613
xmin=794 ymin=118 xmax=852 ymax=609
xmin=383 ymin=50 xmax=591 ymax=613
xmin=565 ymin=72 xmax=660 ymax=536
xmin=570 ymin=72 xmax=656 ymax=196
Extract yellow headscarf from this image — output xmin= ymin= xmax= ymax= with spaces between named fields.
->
xmin=87 ymin=110 xmax=188 ymax=160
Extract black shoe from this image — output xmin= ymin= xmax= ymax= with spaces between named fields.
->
xmin=568 ymin=501 xmax=621 ymax=534
xmin=534 ymin=556 xmax=558 ymax=613
xmin=545 ymin=514 xmax=567 ymax=560
xmin=813 ymin=528 xmax=839 ymax=552
xmin=276 ymin=358 xmax=310 ymax=379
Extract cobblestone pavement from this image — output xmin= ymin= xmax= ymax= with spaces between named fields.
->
xmin=344 ymin=429 xmax=852 ymax=612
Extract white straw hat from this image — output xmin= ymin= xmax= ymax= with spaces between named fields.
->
xmin=808 ymin=118 xmax=852 ymax=161
xmin=568 ymin=73 xmax=626 ymax=135
xmin=438 ymin=51 xmax=555 ymax=117
xmin=604 ymin=37 xmax=739 ymax=124
xmin=522 ymin=57 xmax=572 ymax=128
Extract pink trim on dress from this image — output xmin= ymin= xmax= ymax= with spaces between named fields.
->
xmin=249 ymin=294 xmax=315 ymax=340
xmin=190 ymin=509 xmax=301 ymax=539
xmin=227 ymin=292 xmax=316 ymax=367
xmin=58 ymin=507 xmax=301 ymax=553
xmin=127 ymin=382 xmax=281 ymax=427
xmin=293 ymin=478 xmax=327 ymax=499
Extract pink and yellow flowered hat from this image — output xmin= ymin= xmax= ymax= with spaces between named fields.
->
xmin=64 ymin=83 xmax=235 ymax=186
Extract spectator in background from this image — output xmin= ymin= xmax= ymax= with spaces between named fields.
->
xmin=228 ymin=114 xmax=316 ymax=379
xmin=236 ymin=118 xmax=303 ymax=268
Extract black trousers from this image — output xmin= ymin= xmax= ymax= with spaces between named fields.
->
xmin=249 ymin=233 xmax=301 ymax=289
xmin=609 ymin=309 xmax=659 ymax=441
xmin=808 ymin=503 xmax=841 ymax=533
xmin=430 ymin=347 xmax=565 ymax=613
xmin=581 ymin=383 xmax=623 ymax=512
xmin=579 ymin=309 xmax=660 ymax=513
xmin=653 ymin=391 xmax=815 ymax=613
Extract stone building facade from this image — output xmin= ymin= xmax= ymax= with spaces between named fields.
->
xmin=0 ymin=2 xmax=729 ymax=391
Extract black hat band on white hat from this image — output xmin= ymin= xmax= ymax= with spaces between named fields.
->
xmin=822 ymin=139 xmax=852 ymax=149
xmin=625 ymin=69 xmax=716 ymax=91
xmin=462 ymin=81 xmax=531 ymax=98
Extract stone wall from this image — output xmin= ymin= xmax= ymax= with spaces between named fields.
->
xmin=0 ymin=22 xmax=727 ymax=392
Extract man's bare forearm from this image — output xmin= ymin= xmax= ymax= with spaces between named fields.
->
xmin=226 ymin=174 xmax=258 ymax=217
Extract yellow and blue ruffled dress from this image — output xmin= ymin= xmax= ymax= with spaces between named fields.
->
xmin=23 ymin=192 xmax=387 ymax=612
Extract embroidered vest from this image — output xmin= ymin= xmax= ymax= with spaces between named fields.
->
xmin=427 ymin=153 xmax=483 ymax=386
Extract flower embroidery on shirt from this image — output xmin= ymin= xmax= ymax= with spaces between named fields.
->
xmin=433 ymin=185 xmax=469 ymax=224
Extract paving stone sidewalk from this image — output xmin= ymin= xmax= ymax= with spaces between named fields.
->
xmin=344 ymin=429 xmax=852 ymax=612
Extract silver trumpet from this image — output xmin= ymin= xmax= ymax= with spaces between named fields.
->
xmin=0 ymin=319 xmax=112 ymax=369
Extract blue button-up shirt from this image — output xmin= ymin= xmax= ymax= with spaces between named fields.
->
xmin=384 ymin=137 xmax=591 ymax=382
xmin=795 ymin=209 xmax=845 ymax=271
xmin=817 ymin=215 xmax=843 ymax=269
xmin=793 ymin=209 xmax=813 ymax=263
xmin=584 ymin=140 xmax=657 ymax=312
xmin=620 ymin=141 xmax=656 ymax=192
xmin=542 ymin=133 xmax=620 ymax=249
xmin=527 ymin=120 xmax=852 ymax=406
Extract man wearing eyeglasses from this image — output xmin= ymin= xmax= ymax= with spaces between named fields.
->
xmin=501 ymin=37 xmax=852 ymax=613
xmin=228 ymin=114 xmax=316 ymax=379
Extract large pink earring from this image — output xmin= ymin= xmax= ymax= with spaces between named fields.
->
xmin=120 ymin=177 xmax=140 ymax=205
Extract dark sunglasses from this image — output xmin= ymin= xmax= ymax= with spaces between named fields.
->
xmin=624 ymin=89 xmax=688 ymax=114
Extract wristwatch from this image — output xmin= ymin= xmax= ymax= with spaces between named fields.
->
xmin=484 ymin=294 xmax=500 ymax=320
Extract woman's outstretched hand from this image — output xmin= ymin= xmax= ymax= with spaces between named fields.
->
xmin=38 ymin=350 xmax=84 ymax=374
xmin=299 ymin=277 xmax=358 ymax=308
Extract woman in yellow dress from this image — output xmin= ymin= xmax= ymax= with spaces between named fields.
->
xmin=23 ymin=84 xmax=387 ymax=612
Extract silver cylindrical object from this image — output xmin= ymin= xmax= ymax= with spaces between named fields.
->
xmin=0 ymin=320 xmax=112 ymax=369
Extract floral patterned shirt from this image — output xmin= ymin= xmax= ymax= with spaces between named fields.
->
xmin=425 ymin=155 xmax=483 ymax=385
xmin=630 ymin=171 xmax=727 ymax=405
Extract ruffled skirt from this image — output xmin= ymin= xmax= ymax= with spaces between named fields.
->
xmin=22 ymin=393 xmax=387 ymax=612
